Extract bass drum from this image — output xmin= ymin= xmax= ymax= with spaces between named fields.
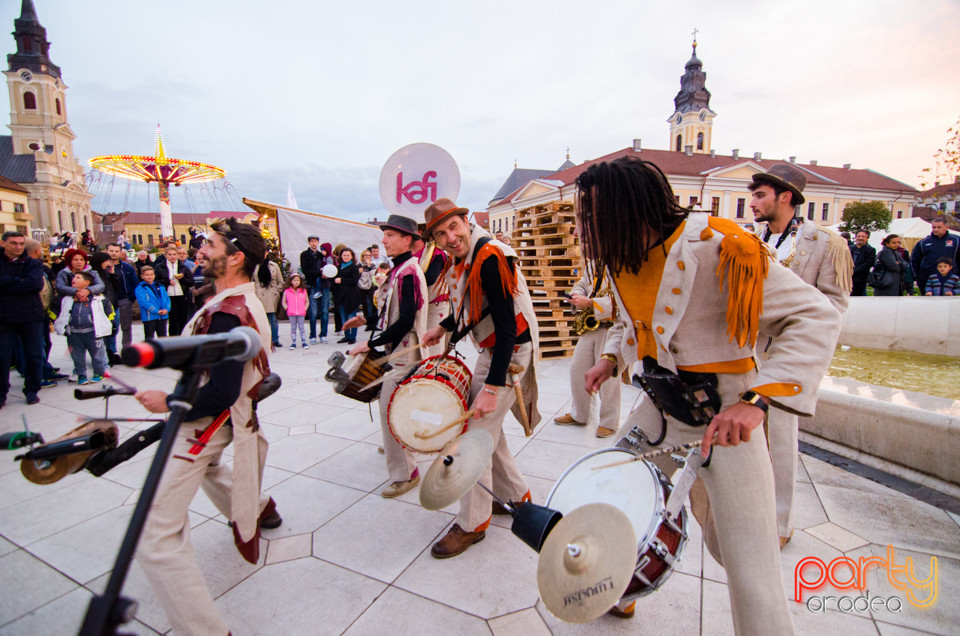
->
xmin=387 ymin=355 xmax=473 ymax=453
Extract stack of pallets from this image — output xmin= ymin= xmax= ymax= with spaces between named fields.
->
xmin=514 ymin=201 xmax=580 ymax=359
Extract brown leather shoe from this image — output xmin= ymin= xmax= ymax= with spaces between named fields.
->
xmin=259 ymin=497 xmax=282 ymax=529
xmin=607 ymin=601 xmax=636 ymax=619
xmin=779 ymin=530 xmax=794 ymax=549
xmin=596 ymin=426 xmax=616 ymax=438
xmin=431 ymin=523 xmax=485 ymax=559
xmin=554 ymin=413 xmax=586 ymax=426
xmin=382 ymin=473 xmax=420 ymax=498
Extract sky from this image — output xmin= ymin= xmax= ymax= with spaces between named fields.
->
xmin=7 ymin=0 xmax=959 ymax=223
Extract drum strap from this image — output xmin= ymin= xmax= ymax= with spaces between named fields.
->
xmin=448 ymin=237 xmax=494 ymax=348
xmin=632 ymin=357 xmax=721 ymax=445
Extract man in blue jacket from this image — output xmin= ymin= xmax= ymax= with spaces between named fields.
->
xmin=106 ymin=243 xmax=138 ymax=354
xmin=0 ymin=231 xmax=45 ymax=407
xmin=912 ymin=216 xmax=960 ymax=294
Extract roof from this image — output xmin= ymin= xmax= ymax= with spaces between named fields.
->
xmin=0 ymin=137 xmax=37 ymax=183
xmin=0 ymin=173 xmax=29 ymax=194
xmin=472 ymin=211 xmax=489 ymax=228
xmin=491 ymin=147 xmax=918 ymax=207
xmin=489 ymin=168 xmax=558 ymax=205
xmin=919 ymin=179 xmax=960 ymax=199
xmin=122 ymin=210 xmax=251 ymax=225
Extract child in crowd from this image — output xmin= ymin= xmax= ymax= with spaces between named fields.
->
xmin=925 ymin=257 xmax=960 ymax=296
xmin=135 ymin=266 xmax=171 ymax=338
xmin=53 ymin=271 xmax=113 ymax=385
xmin=282 ymin=273 xmax=309 ymax=349
xmin=372 ymin=262 xmax=392 ymax=310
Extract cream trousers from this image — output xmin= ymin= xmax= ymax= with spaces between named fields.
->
xmin=569 ymin=326 xmax=621 ymax=430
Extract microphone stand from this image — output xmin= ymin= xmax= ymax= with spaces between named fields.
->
xmin=79 ymin=356 xmax=206 ymax=636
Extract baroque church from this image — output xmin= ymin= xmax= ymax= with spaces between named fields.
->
xmin=0 ymin=0 xmax=92 ymax=237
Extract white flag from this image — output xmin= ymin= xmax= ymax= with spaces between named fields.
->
xmin=286 ymin=181 xmax=299 ymax=210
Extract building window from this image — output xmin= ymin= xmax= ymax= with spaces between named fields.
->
xmin=71 ymin=212 xmax=78 ymax=232
xmin=148 ymin=234 xmax=154 ymax=246
xmin=940 ymin=202 xmax=947 ymax=211
xmin=897 ymin=210 xmax=903 ymax=219
xmin=711 ymin=196 xmax=720 ymax=215
xmin=697 ymin=132 xmax=704 ymax=151
xmin=23 ymin=91 xmax=36 ymax=110
xmin=689 ymin=196 xmax=699 ymax=208
xmin=55 ymin=98 xmax=62 ymax=116
xmin=675 ymin=135 xmax=682 ymax=152
xmin=674 ymin=195 xmax=680 ymax=204
xmin=821 ymin=202 xmax=829 ymax=221
xmin=180 ymin=234 xmax=186 ymax=244
xmin=57 ymin=209 xmax=63 ymax=231
xmin=102 ymin=224 xmax=113 ymax=232
xmin=14 ymin=203 xmax=24 ymax=214
xmin=736 ymin=198 xmax=745 ymax=219
xmin=807 ymin=202 xmax=815 ymax=220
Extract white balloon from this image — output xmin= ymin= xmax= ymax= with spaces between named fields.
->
xmin=379 ymin=143 xmax=461 ymax=221
xmin=322 ymin=263 xmax=338 ymax=278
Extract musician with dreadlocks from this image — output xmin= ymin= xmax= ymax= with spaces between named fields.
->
xmin=135 ymin=218 xmax=282 ymax=635
xmin=580 ymin=158 xmax=838 ymax=632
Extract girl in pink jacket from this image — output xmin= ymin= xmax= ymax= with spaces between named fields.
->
xmin=282 ymin=273 xmax=309 ymax=349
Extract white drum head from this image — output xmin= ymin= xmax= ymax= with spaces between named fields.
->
xmin=546 ymin=448 xmax=664 ymax=548
xmin=389 ymin=379 xmax=467 ymax=453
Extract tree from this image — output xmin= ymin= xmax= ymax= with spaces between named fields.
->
xmin=838 ymin=201 xmax=892 ymax=234
xmin=919 ymin=115 xmax=960 ymax=190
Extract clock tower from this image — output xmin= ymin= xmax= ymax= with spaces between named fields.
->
xmin=1 ymin=0 xmax=91 ymax=236
xmin=667 ymin=36 xmax=716 ymax=155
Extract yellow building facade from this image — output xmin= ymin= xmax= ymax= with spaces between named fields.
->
xmin=0 ymin=175 xmax=31 ymax=234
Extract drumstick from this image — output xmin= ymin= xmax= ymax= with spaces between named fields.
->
xmin=357 ymin=368 xmax=401 ymax=393
xmin=371 ymin=341 xmax=433 ymax=367
xmin=507 ymin=364 xmax=532 ymax=437
xmin=589 ymin=440 xmax=705 ymax=470
xmin=414 ymin=409 xmax=475 ymax=439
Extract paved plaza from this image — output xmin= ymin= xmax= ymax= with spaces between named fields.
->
xmin=1 ymin=327 xmax=958 ymax=635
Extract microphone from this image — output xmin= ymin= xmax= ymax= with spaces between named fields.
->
xmin=121 ymin=326 xmax=263 ymax=370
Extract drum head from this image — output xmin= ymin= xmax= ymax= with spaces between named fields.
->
xmin=546 ymin=448 xmax=664 ymax=550
xmin=389 ymin=379 xmax=466 ymax=453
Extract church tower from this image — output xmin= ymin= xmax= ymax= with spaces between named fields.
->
xmin=667 ymin=36 xmax=716 ymax=154
xmin=2 ymin=0 xmax=91 ymax=236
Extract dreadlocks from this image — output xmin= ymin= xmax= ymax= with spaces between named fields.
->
xmin=209 ymin=218 xmax=266 ymax=278
xmin=575 ymin=157 xmax=689 ymax=275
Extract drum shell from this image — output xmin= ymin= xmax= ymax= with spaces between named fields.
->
xmin=387 ymin=355 xmax=473 ymax=453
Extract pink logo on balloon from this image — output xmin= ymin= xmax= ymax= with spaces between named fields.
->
xmin=396 ymin=171 xmax=438 ymax=205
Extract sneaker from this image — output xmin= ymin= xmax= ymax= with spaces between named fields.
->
xmin=289 ymin=344 xmax=297 ymax=350
xmin=102 ymin=369 xmax=111 ymax=379
xmin=337 ymin=337 xmax=350 ymax=343
xmin=68 ymin=374 xmax=78 ymax=383
xmin=309 ymin=337 xmax=318 ymax=345
xmin=272 ymin=342 xmax=282 ymax=348
xmin=335 ymin=331 xmax=342 ymax=336
xmin=91 ymin=375 xmax=104 ymax=383
xmin=345 ymin=339 xmax=356 ymax=345
xmin=47 ymin=373 xmax=69 ymax=382
xmin=302 ymin=343 xmax=309 ymax=350
xmin=78 ymin=375 xmax=89 ymax=385
xmin=312 ymin=292 xmax=321 ymax=299
xmin=26 ymin=394 xmax=39 ymax=405
xmin=319 ymin=337 xmax=328 ymax=344
xmin=40 ymin=379 xmax=58 ymax=388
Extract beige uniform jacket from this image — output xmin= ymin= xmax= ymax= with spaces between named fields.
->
xmin=603 ymin=213 xmax=841 ymax=416
xmin=571 ymin=262 xmax=614 ymax=321
xmin=764 ymin=221 xmax=852 ymax=313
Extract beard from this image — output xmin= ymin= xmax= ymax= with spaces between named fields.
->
xmin=203 ymin=253 xmax=228 ymax=280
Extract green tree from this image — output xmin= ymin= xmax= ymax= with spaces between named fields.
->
xmin=838 ymin=201 xmax=892 ymax=234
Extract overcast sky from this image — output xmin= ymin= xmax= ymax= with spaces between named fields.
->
xmin=8 ymin=0 xmax=959 ymax=222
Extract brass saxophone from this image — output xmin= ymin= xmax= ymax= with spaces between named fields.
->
xmin=573 ymin=306 xmax=599 ymax=335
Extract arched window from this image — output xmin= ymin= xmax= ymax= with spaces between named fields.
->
xmin=675 ymin=135 xmax=682 ymax=152
xmin=83 ymin=214 xmax=89 ymax=231
xmin=23 ymin=91 xmax=36 ymax=110
xmin=57 ymin=209 xmax=64 ymax=232
xmin=71 ymin=212 xmax=77 ymax=232
xmin=696 ymin=132 xmax=704 ymax=150
xmin=55 ymin=98 xmax=62 ymax=116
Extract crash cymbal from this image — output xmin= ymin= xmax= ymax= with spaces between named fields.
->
xmin=419 ymin=429 xmax=494 ymax=510
xmin=20 ymin=419 xmax=118 ymax=485
xmin=537 ymin=503 xmax=637 ymax=623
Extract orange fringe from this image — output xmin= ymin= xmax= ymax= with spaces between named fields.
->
xmin=711 ymin=218 xmax=770 ymax=348
xmin=455 ymin=243 xmax=517 ymax=324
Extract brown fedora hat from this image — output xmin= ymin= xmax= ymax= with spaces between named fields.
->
xmin=424 ymin=198 xmax=469 ymax=240
xmin=751 ymin=163 xmax=807 ymax=206
xmin=378 ymin=214 xmax=420 ymax=239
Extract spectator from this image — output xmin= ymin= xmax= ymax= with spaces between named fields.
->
xmin=332 ymin=247 xmax=362 ymax=344
xmin=80 ymin=230 xmax=96 ymax=252
xmin=896 ymin=243 xmax=915 ymax=295
xmin=911 ymin=216 xmax=960 ymax=294
xmin=107 ymin=243 xmax=138 ymax=353
xmin=849 ymin=230 xmax=876 ymax=296
xmin=331 ymin=243 xmax=348 ymax=334
xmin=358 ymin=249 xmax=377 ymax=326
xmin=23 ymin=239 xmax=68 ymax=384
xmin=154 ymin=243 xmax=194 ymax=335
xmin=56 ymin=248 xmax=106 ymax=314
xmin=369 ymin=243 xmax=391 ymax=268
xmin=925 ymin=257 xmax=960 ymax=296
xmin=501 ymin=233 xmax=512 ymax=247
xmin=188 ymin=226 xmax=205 ymax=250
xmin=494 ymin=230 xmax=503 ymax=242
xmin=0 ymin=231 xmax=45 ymax=406
xmin=282 ymin=273 xmax=309 ymax=349
xmin=299 ymin=235 xmax=325 ymax=343
xmin=118 ymin=230 xmax=132 ymax=250
xmin=253 ymin=252 xmax=284 ymax=348
xmin=53 ymin=270 xmax=112 ymax=385
xmin=135 ymin=266 xmax=170 ymax=338
xmin=90 ymin=251 xmax=123 ymax=366
xmin=134 ymin=250 xmax=152 ymax=278
xmin=871 ymin=234 xmax=909 ymax=296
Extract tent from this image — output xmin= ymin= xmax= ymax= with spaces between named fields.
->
xmin=243 ymin=198 xmax=384 ymax=270
xmin=826 ymin=218 xmax=932 ymax=253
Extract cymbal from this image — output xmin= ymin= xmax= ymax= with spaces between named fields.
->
xmin=419 ymin=429 xmax=494 ymax=510
xmin=537 ymin=503 xmax=637 ymax=623
xmin=20 ymin=419 xmax=118 ymax=485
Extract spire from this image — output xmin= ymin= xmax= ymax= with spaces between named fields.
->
xmin=155 ymin=125 xmax=167 ymax=161
xmin=673 ymin=35 xmax=710 ymax=115
xmin=7 ymin=0 xmax=60 ymax=79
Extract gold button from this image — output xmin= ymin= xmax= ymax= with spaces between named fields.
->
xmin=800 ymin=250 xmax=807 ymax=256
xmin=672 ymin=288 xmax=681 ymax=295
xmin=665 ymin=306 xmax=674 ymax=314
xmin=656 ymin=326 xmax=664 ymax=334
xmin=671 ymin=347 xmax=679 ymax=354
xmin=627 ymin=338 xmax=635 ymax=346
xmin=677 ymin=261 xmax=685 ymax=270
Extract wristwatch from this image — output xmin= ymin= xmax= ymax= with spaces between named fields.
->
xmin=739 ymin=390 xmax=769 ymax=413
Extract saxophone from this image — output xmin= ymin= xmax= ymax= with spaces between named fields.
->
xmin=573 ymin=305 xmax=599 ymax=335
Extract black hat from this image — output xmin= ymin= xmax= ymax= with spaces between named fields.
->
xmin=751 ymin=163 xmax=807 ymax=206
xmin=378 ymin=214 xmax=420 ymax=238
xmin=307 ymin=235 xmax=319 ymax=241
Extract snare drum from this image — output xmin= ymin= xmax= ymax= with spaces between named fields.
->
xmin=546 ymin=448 xmax=688 ymax=601
xmin=387 ymin=355 xmax=473 ymax=453
xmin=326 ymin=349 xmax=388 ymax=403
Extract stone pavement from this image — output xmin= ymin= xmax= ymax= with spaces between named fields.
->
xmin=1 ymin=327 xmax=958 ymax=635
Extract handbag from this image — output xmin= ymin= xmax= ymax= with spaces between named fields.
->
xmin=867 ymin=260 xmax=886 ymax=288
